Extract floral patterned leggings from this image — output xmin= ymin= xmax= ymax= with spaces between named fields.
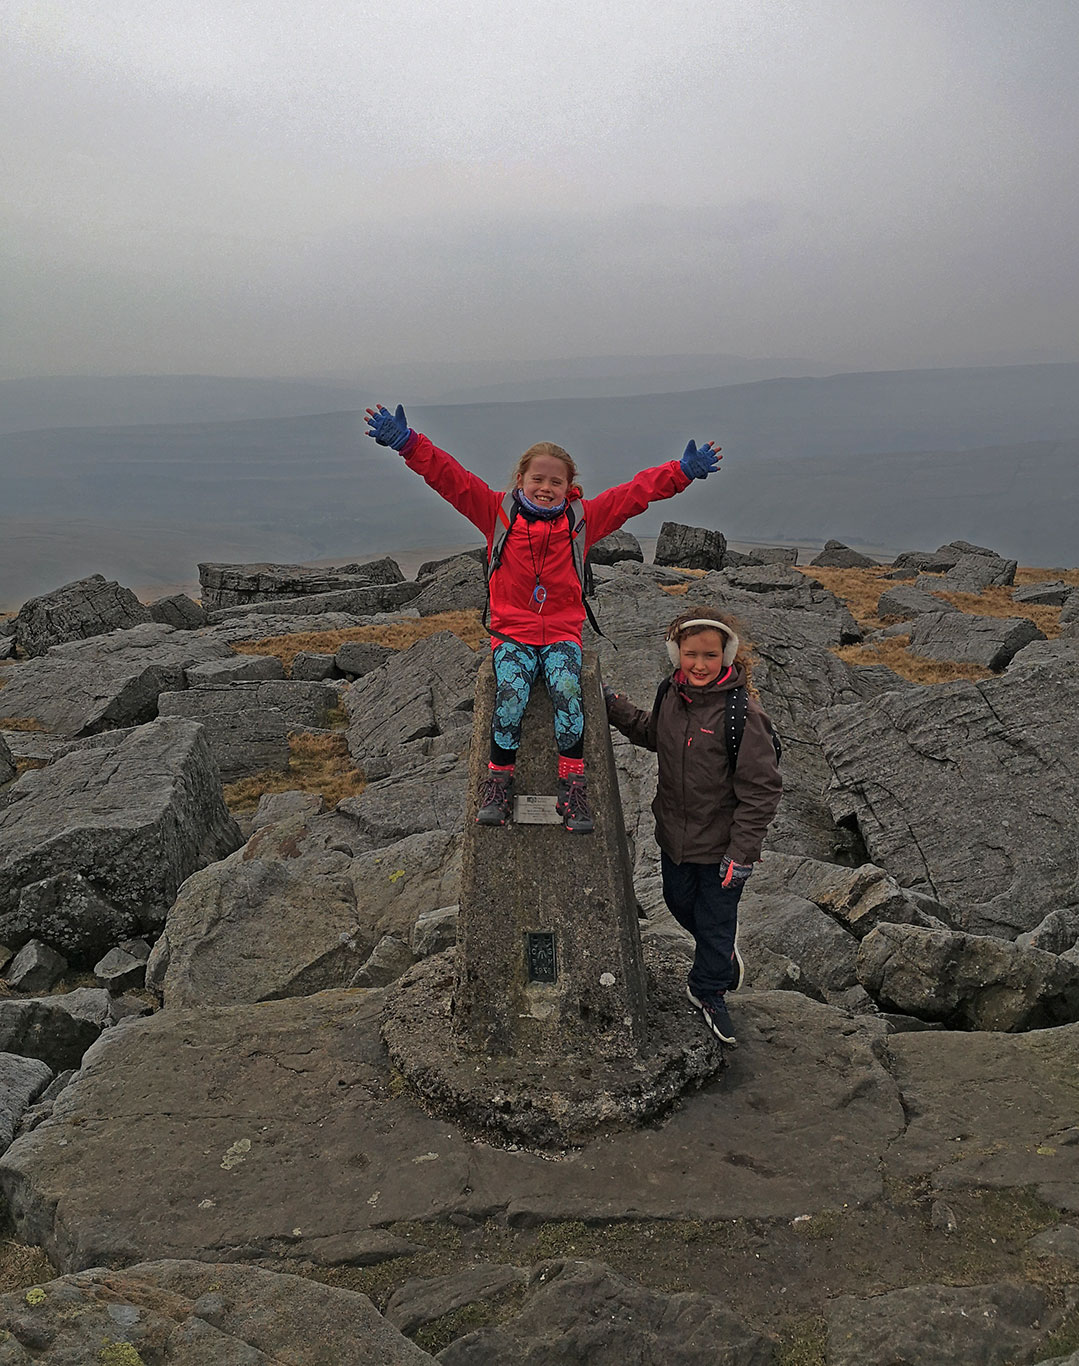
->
xmin=490 ymin=640 xmax=584 ymax=764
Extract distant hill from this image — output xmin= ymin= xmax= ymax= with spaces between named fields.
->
xmin=2 ymin=362 xmax=1077 ymax=605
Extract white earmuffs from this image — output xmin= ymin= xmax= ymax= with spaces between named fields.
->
xmin=666 ymin=618 xmax=740 ymax=668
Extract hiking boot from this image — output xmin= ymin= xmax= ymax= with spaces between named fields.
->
xmin=699 ymin=994 xmax=737 ymax=1045
xmin=556 ymin=776 xmax=594 ymax=834
xmin=476 ymin=771 xmax=514 ymax=826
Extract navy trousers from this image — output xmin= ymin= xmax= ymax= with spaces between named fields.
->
xmin=660 ymin=852 xmax=744 ymax=1000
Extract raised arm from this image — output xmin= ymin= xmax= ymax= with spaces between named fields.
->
xmin=585 ymin=439 xmax=722 ymax=545
xmin=365 ymin=402 xmax=500 ymax=536
xmin=603 ymin=685 xmax=659 ymax=751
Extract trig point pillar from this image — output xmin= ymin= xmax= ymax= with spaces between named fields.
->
xmin=380 ymin=651 xmax=725 ymax=1148
xmin=454 ymin=651 xmax=648 ymax=1057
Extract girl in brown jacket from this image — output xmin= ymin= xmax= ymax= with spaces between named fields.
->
xmin=604 ymin=607 xmax=782 ymax=1045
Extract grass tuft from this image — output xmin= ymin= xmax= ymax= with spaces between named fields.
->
xmin=834 ymin=637 xmax=994 ymax=684
xmin=231 ymin=609 xmax=485 ymax=673
xmin=222 ymin=731 xmax=365 ymax=815
xmin=0 ymin=717 xmax=45 ymax=732
xmin=0 ymin=1239 xmax=54 ymax=1296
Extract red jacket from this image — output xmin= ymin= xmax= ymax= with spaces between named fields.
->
xmin=401 ymin=431 xmax=694 ymax=648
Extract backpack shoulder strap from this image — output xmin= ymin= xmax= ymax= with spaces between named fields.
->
xmin=488 ymin=491 xmax=518 ymax=579
xmin=724 ymin=685 xmax=782 ymax=768
xmin=724 ymin=685 xmax=750 ymax=770
xmin=652 ymin=676 xmax=672 ymax=716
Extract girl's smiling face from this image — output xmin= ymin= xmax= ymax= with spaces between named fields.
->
xmin=518 ymin=453 xmax=570 ymax=506
xmin=678 ymin=628 xmax=728 ymax=686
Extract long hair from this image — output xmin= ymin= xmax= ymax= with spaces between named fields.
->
xmin=510 ymin=442 xmax=583 ymax=498
xmin=667 ymin=605 xmax=758 ymax=696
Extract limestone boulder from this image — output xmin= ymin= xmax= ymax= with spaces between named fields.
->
xmin=184 ymin=653 xmax=285 ymax=684
xmin=206 ymin=581 xmax=420 ymax=620
xmin=0 ymin=1053 xmax=52 ymax=1151
xmin=148 ymin=591 xmax=207 ymax=628
xmin=892 ymin=549 xmax=958 ymax=573
xmin=907 ymin=609 xmax=1044 ymax=670
xmin=653 ymin=521 xmax=726 ymax=570
xmin=0 ymin=990 xmax=110 ymax=1071
xmin=588 ymin=530 xmax=644 ymax=566
xmin=0 ymin=717 xmax=242 ymax=935
xmin=931 ymin=551 xmax=1018 ymax=591
xmin=337 ymin=753 xmax=467 ymax=849
xmin=1016 ymin=908 xmax=1079 ymax=956
xmin=738 ymin=890 xmax=860 ymax=997
xmin=351 ymin=933 xmax=414 ymax=987
xmin=1014 ymin=580 xmax=1074 ymax=607
xmin=2 ymin=940 xmax=66 ymax=992
xmin=726 ymin=544 xmax=799 ymax=566
xmin=289 ymin=650 xmax=340 ymax=679
xmin=0 ymin=1259 xmax=436 ymax=1364
xmin=0 ymin=871 xmax=139 ymax=962
xmin=411 ymin=554 xmax=488 ymax=616
xmin=157 ymin=678 xmax=339 ymax=781
xmin=198 ymin=557 xmax=404 ymax=609
xmin=0 ymin=623 xmax=236 ymax=736
xmin=750 ymin=853 xmax=950 ymax=939
xmin=437 ymin=1259 xmax=776 ymax=1365
xmin=417 ymin=546 xmax=486 ymax=578
xmin=937 ymin=538 xmax=1002 ymax=559
xmin=13 ymin=574 xmax=151 ymax=657
xmin=810 ymin=539 xmax=876 ymax=568
xmin=856 ymin=922 xmax=1079 ymax=1030
xmin=149 ymin=810 xmax=460 ymax=1007
xmin=817 ymin=655 xmax=1079 ymax=936
xmin=345 ymin=631 xmax=478 ymax=770
xmin=0 ymin=732 xmax=13 ymax=785
xmin=335 ymin=640 xmax=395 ymax=678
xmin=876 ymin=583 xmax=956 ymax=620
xmin=825 ymin=1281 xmax=1052 ymax=1366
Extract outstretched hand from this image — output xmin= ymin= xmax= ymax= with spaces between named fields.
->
xmin=680 ymin=439 xmax=722 ymax=480
xmin=365 ymin=403 xmax=412 ymax=451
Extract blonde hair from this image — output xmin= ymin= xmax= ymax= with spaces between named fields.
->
xmin=668 ymin=605 xmax=759 ymax=696
xmin=510 ymin=442 xmax=583 ymax=498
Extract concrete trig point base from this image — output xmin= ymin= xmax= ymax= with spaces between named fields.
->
xmin=382 ymin=652 xmax=725 ymax=1148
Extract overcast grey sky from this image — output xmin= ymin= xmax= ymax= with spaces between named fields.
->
xmin=3 ymin=0 xmax=1077 ymax=380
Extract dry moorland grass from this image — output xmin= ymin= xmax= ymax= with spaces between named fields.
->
xmin=0 ymin=1239 xmax=54 ymax=1297
xmin=0 ymin=717 xmax=45 ymax=732
xmin=798 ymin=563 xmax=1069 ymax=684
xmin=232 ymin=609 xmax=486 ymax=674
xmin=222 ymin=731 xmax=365 ymax=815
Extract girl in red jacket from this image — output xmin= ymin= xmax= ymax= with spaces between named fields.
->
xmin=365 ymin=402 xmax=722 ymax=833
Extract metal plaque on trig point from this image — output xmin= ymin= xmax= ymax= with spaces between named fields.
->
xmin=514 ymin=794 xmax=561 ymax=825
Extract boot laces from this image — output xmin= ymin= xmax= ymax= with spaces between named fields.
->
xmin=564 ymin=779 xmax=591 ymax=818
xmin=480 ymin=774 xmax=509 ymax=808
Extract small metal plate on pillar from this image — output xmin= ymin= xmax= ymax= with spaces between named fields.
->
xmin=514 ymin=795 xmax=562 ymax=825
xmin=526 ymin=931 xmax=558 ymax=983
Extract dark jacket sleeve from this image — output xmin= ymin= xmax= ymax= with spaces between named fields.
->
xmin=605 ymin=690 xmax=659 ymax=751
xmin=727 ymin=701 xmax=783 ymax=864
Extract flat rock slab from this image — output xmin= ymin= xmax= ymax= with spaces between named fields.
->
xmin=883 ymin=1022 xmax=1079 ymax=1206
xmin=0 ymin=717 xmax=242 ymax=933
xmin=0 ymin=1258 xmax=434 ymax=1364
xmin=817 ymin=653 xmax=1079 ymax=936
xmin=0 ymin=988 xmax=903 ymax=1273
xmin=907 ymin=609 xmax=1044 ymax=670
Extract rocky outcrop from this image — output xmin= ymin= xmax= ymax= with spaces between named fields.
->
xmin=0 ymin=1053 xmax=51 ymax=1151
xmin=810 ymin=539 xmax=877 ymax=568
xmin=0 ymin=717 xmax=242 ymax=936
xmin=0 ymin=623 xmax=236 ymax=736
xmin=148 ymin=808 xmax=460 ymax=1007
xmin=587 ymin=530 xmax=644 ymax=565
xmin=436 ymin=1259 xmax=776 ymax=1365
xmin=157 ymin=679 xmax=339 ymax=781
xmin=1013 ymin=580 xmax=1074 ymax=607
xmin=411 ymin=555 xmax=488 ymax=616
xmin=13 ymin=574 xmax=151 ymax=657
xmin=816 ymin=655 xmax=1079 ymax=937
xmin=0 ymin=1259 xmax=436 ymax=1364
xmin=0 ymin=731 xmax=14 ymax=785
xmin=0 ymin=990 xmax=111 ymax=1071
xmin=825 ymin=1281 xmax=1054 ymax=1366
xmin=206 ymin=581 xmax=420 ymax=620
xmin=198 ymin=557 xmax=404 ymax=609
xmin=345 ymin=632 xmax=479 ymax=771
xmin=653 ymin=521 xmax=726 ymax=570
xmin=857 ymin=922 xmax=1079 ymax=1030
xmin=906 ymin=609 xmax=1045 ymax=670
xmin=0 ymin=871 xmax=139 ymax=961
xmin=148 ymin=591 xmax=206 ymax=628
xmin=876 ymin=583 xmax=956 ymax=620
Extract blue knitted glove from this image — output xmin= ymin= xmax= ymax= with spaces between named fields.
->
xmin=365 ymin=403 xmax=412 ymax=451
xmin=680 ymin=439 xmax=721 ymax=479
